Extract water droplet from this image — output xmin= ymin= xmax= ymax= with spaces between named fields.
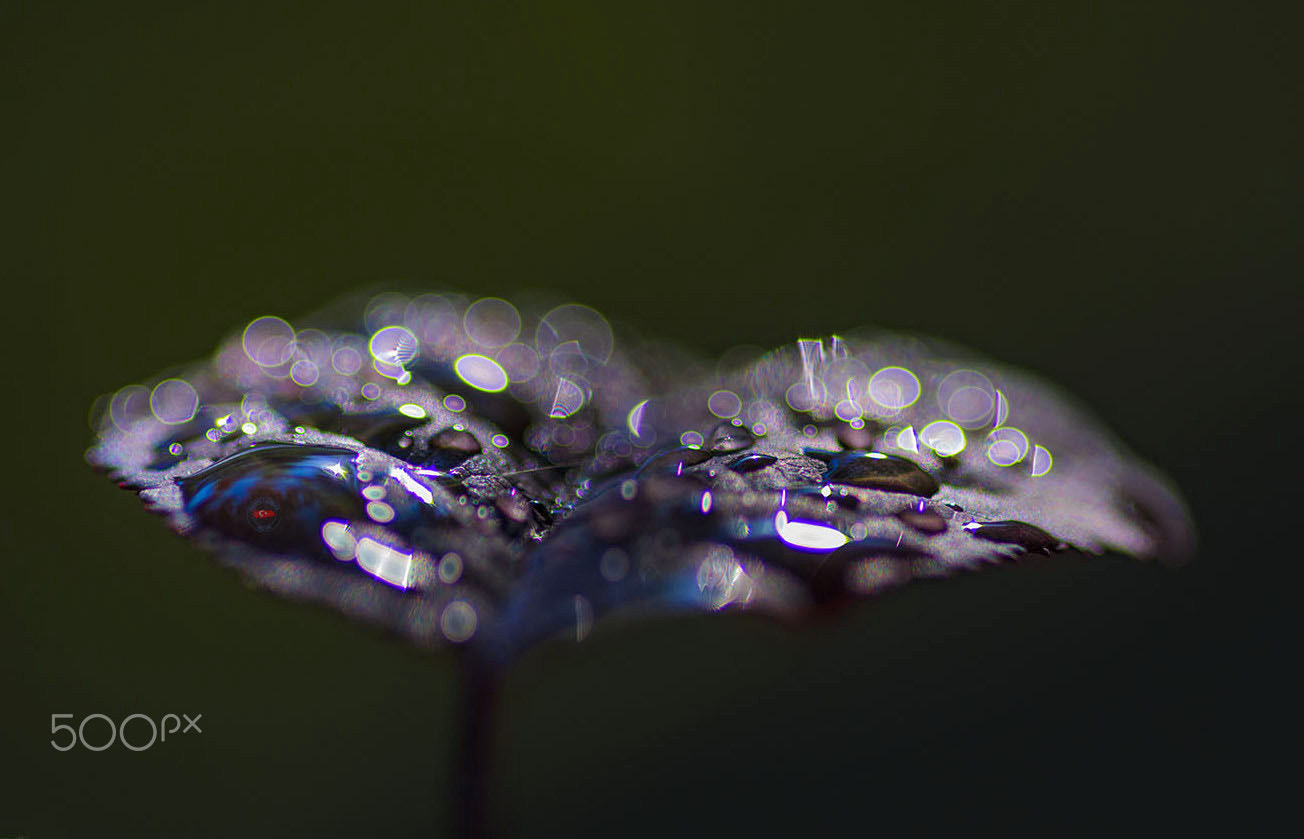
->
xmin=836 ymin=422 xmax=878 ymax=450
xmin=149 ymin=379 xmax=199 ymax=425
xmin=331 ymin=346 xmax=364 ymax=376
xmin=867 ymin=366 xmax=921 ymax=410
xmin=463 ymin=297 xmax=522 ymax=348
xmin=438 ymin=552 xmax=464 ymax=584
xmin=822 ymin=452 xmax=939 ymax=497
xmin=440 ymin=601 xmax=478 ymax=642
xmin=985 ymin=427 xmax=1029 ymax=466
xmin=896 ymin=509 xmax=948 ymax=534
xmin=178 ymin=444 xmax=362 ymax=550
xmin=366 ymin=500 xmax=396 ymax=523
xmin=338 ymin=411 xmax=429 ymax=455
xmin=919 ymin=420 xmax=966 ymax=457
xmin=454 ymin=354 xmax=509 ymax=393
xmin=242 ymin=316 xmax=297 ymax=367
xmin=962 ymin=520 xmax=1062 ymax=554
xmin=600 ymin=547 xmax=629 ymax=581
xmin=893 ymin=425 xmax=919 ymax=453
xmin=1030 ymin=444 xmax=1053 ymax=477
xmin=638 ymin=445 xmax=712 ymax=475
xmin=425 ymin=428 xmax=483 ymax=469
xmin=290 ymin=359 xmax=319 ymax=387
xmin=109 ymin=384 xmax=152 ymax=431
xmin=707 ymin=389 xmax=742 ymax=418
xmin=496 ymin=343 xmax=541 ymax=383
xmin=549 ymin=378 xmax=586 ymax=418
xmin=774 ymin=510 xmax=848 ymax=552
xmin=495 ymin=492 xmax=531 ymax=524
xmin=937 ymin=370 xmax=996 ymax=428
xmin=574 ymin=595 xmax=594 ymax=641
xmin=708 ymin=421 xmax=755 ymax=454
xmin=529 ymin=498 xmax=555 ymax=526
xmin=729 ymin=453 xmax=777 ymax=473
xmin=992 ymin=389 xmax=1010 ymax=427
xmin=536 ymin=303 xmax=614 ymax=364
xmin=354 ymin=537 xmax=414 ymax=587
xmin=369 ymin=325 xmax=420 ymax=367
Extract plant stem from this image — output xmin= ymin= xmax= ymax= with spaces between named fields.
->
xmin=454 ymin=658 xmax=499 ymax=838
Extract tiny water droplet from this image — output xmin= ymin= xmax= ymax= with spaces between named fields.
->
xmin=339 ymin=411 xmax=429 ymax=456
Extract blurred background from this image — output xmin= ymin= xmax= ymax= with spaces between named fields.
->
xmin=3 ymin=1 xmax=1298 ymax=836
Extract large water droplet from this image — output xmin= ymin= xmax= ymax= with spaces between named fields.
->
xmin=822 ymin=452 xmax=939 ymax=497
xmin=178 ymin=443 xmax=364 ymax=551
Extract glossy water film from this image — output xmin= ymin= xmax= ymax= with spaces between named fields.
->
xmin=87 ymin=291 xmax=1195 ymax=668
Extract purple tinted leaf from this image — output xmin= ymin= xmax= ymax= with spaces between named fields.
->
xmin=87 ymin=292 xmax=1194 ymax=669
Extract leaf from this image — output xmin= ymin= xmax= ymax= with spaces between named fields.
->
xmin=88 ymin=292 xmax=1194 ymax=669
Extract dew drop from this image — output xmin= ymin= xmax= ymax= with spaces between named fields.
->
xmin=338 ymin=411 xmax=429 ymax=455
xmin=707 ymin=421 xmax=755 ymax=454
xmin=867 ymin=366 xmax=921 ymax=410
xmin=896 ymin=509 xmax=948 ymax=534
xmin=707 ymin=389 xmax=743 ymax=418
xmin=638 ymin=445 xmax=713 ymax=475
xmin=729 ymin=453 xmax=778 ymax=474
xmin=962 ymin=520 xmax=1062 ymax=554
xmin=1030 ymin=444 xmax=1053 ymax=477
xmin=440 ymin=601 xmax=478 ymax=642
xmin=454 ymin=354 xmax=509 ymax=393
xmin=823 ymin=452 xmax=939 ymax=497
xmin=463 ymin=297 xmax=522 ymax=348
xmin=836 ymin=422 xmax=878 ymax=451
xmin=149 ymin=379 xmax=199 ymax=425
xmin=425 ymin=428 xmax=483 ymax=469
xmin=242 ymin=316 xmax=297 ymax=367
xmin=919 ymin=420 xmax=966 ymax=457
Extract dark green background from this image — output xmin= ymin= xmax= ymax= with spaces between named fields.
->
xmin=3 ymin=2 xmax=1298 ymax=836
